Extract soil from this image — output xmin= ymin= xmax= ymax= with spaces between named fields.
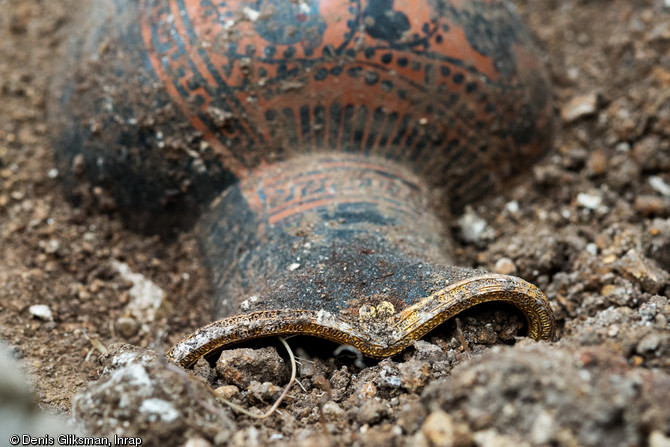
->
xmin=1 ymin=0 xmax=669 ymax=446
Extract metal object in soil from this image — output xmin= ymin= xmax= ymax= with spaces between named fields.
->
xmin=50 ymin=0 xmax=556 ymax=367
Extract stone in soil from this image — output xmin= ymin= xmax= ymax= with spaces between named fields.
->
xmin=561 ymin=92 xmax=599 ymax=122
xmin=215 ymin=346 xmax=290 ymax=389
xmin=72 ymin=344 xmax=232 ymax=446
xmin=421 ymin=343 xmax=670 ymax=447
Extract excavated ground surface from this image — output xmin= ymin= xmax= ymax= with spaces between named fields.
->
xmin=0 ymin=0 xmax=669 ymax=446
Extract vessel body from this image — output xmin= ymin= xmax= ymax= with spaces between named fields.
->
xmin=51 ymin=0 xmax=556 ymax=365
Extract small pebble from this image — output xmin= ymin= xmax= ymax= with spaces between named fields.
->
xmin=214 ymin=385 xmax=240 ymax=401
xmin=576 ymin=192 xmax=602 ymax=210
xmin=115 ymin=316 xmax=139 ymax=338
xmin=473 ymin=429 xmax=525 ymax=447
xmin=530 ymin=410 xmax=556 ymax=445
xmin=494 ymin=257 xmax=517 ymax=275
xmin=29 ymin=304 xmax=53 ymax=321
xmin=631 ymin=355 xmax=645 ymax=367
xmin=357 ymin=399 xmax=388 ymax=425
xmin=607 ymin=325 xmax=619 ymax=337
xmin=182 ymin=438 xmax=213 ymax=447
xmin=638 ymin=296 xmax=666 ymax=320
xmin=505 ymin=200 xmax=519 ymax=214
xmin=634 ymin=196 xmax=670 ymax=217
xmin=561 ymin=92 xmax=598 ymax=122
xmin=398 ymin=360 xmax=430 ymax=393
xmin=359 ymin=381 xmax=377 ymax=399
xmin=636 ymin=333 xmax=663 ymax=354
xmin=614 ymin=249 xmax=670 ymax=294
xmin=649 ymin=176 xmax=670 ymax=197
xmin=421 ymin=410 xmax=472 ymax=447
xmin=587 ymin=150 xmax=608 ymax=176
xmin=247 ymin=381 xmax=282 ymax=404
xmin=41 ymin=239 xmax=60 ymax=255
xmin=650 ymin=431 xmax=670 ymax=447
xmin=421 ymin=410 xmax=455 ymax=447
xmin=112 ymin=261 xmax=164 ymax=324
xmin=397 ymin=402 xmax=427 ymax=434
xmin=457 ymin=209 xmax=494 ymax=245
xmin=410 ymin=340 xmax=444 ymax=362
xmin=615 ymin=142 xmax=631 ymax=152
xmin=72 ymin=153 xmax=86 ymax=177
xmin=322 ymin=401 xmax=345 ymax=419
xmin=216 ymin=346 xmax=288 ymax=389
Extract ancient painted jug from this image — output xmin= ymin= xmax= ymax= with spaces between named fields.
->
xmin=50 ymin=0 xmax=556 ymax=367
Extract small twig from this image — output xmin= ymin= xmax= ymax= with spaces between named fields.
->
xmin=218 ymin=337 xmax=297 ymax=419
xmin=81 ymin=329 xmax=108 ymax=359
xmin=455 ymin=317 xmax=471 ymax=359
xmin=295 ymin=379 xmax=308 ymax=393
xmin=296 ymin=356 xmax=315 ymax=365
